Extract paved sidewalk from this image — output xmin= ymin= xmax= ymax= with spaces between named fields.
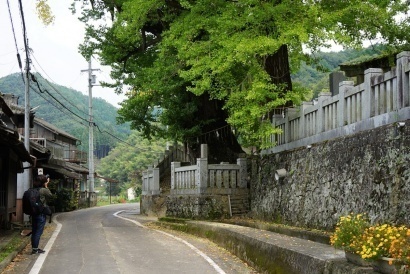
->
xmin=1 ymin=221 xmax=56 ymax=274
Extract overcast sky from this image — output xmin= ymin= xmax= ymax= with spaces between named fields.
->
xmin=0 ymin=0 xmax=126 ymax=107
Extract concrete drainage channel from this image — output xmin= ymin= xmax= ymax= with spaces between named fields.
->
xmin=155 ymin=219 xmax=378 ymax=274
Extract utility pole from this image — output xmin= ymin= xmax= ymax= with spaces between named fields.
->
xmin=81 ymin=58 xmax=99 ymax=206
xmin=20 ymin=44 xmax=31 ymax=222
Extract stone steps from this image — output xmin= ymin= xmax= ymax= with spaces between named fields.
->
xmin=230 ymin=194 xmax=250 ymax=216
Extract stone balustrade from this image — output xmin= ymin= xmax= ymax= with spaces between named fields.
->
xmin=265 ymin=51 xmax=410 ymax=154
xmin=142 ymin=144 xmax=247 ymax=196
xmin=171 ymin=157 xmax=247 ymax=195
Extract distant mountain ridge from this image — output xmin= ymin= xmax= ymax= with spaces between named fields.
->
xmin=0 ymin=73 xmax=131 ymax=156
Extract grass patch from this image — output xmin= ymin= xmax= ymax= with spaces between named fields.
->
xmin=0 ymin=234 xmax=26 ymax=262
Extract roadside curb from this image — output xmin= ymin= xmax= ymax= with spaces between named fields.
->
xmin=155 ymin=219 xmax=378 ymax=274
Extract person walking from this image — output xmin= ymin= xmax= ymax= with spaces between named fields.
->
xmin=31 ymin=174 xmax=53 ymax=254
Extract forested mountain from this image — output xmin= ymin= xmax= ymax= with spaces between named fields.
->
xmin=292 ymin=45 xmax=386 ymax=98
xmin=0 ymin=73 xmax=130 ymax=156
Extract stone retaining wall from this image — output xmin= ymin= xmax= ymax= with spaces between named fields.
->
xmin=251 ymin=122 xmax=410 ymax=230
xmin=166 ymin=195 xmax=230 ymax=219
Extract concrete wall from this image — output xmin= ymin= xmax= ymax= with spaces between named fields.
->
xmin=251 ymin=122 xmax=410 ymax=230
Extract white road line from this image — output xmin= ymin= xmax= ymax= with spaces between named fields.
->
xmin=29 ymin=215 xmax=62 ymax=274
xmin=113 ymin=210 xmax=226 ymax=274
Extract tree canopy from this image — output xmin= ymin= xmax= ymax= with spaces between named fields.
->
xmin=72 ymin=0 xmax=410 ymax=152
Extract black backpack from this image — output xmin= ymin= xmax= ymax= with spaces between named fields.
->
xmin=22 ymin=188 xmax=43 ymax=216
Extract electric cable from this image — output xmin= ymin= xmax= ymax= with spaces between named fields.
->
xmin=94 ymin=124 xmax=132 ymax=146
xmin=31 ymin=59 xmax=89 ymax=116
xmin=29 ymin=84 xmax=88 ymax=128
xmin=29 ymin=77 xmax=129 ymax=147
xmin=30 ymin=73 xmax=90 ymax=123
xmin=6 ymin=0 xmax=22 ymax=71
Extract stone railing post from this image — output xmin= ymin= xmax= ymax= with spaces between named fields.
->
xmin=396 ymin=51 xmax=410 ymax=109
xmin=171 ymin=162 xmax=181 ymax=189
xmin=317 ymin=92 xmax=332 ymax=133
xmin=200 ymin=144 xmax=208 ymax=158
xmin=338 ymin=81 xmax=354 ymax=127
xmin=237 ymin=158 xmax=247 ymax=188
xmin=363 ymin=68 xmax=383 ymax=119
xmin=196 ymin=157 xmax=208 ymax=193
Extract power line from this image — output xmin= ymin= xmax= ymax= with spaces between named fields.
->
xmin=94 ymin=124 xmax=132 ymax=146
xmin=30 ymin=73 xmax=90 ymax=123
xmin=28 ymin=83 xmax=88 ymax=128
xmin=6 ymin=0 xmax=22 ymax=71
xmin=28 ymin=74 xmax=130 ymax=146
xmin=30 ymin=64 xmax=89 ymax=116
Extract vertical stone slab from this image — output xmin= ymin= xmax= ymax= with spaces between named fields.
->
xmin=237 ymin=158 xmax=247 ymax=188
xmin=230 ymin=170 xmax=237 ymax=188
xmin=317 ymin=92 xmax=331 ymax=133
xmin=209 ymin=170 xmax=215 ymax=188
xmin=363 ymin=68 xmax=383 ymax=119
xmin=300 ymin=102 xmax=313 ymax=139
xmin=223 ymin=170 xmax=230 ymax=188
xmin=147 ymin=167 xmax=153 ymax=193
xmin=196 ymin=158 xmax=208 ymax=193
xmin=338 ymin=81 xmax=354 ymax=127
xmin=396 ymin=51 xmax=410 ymax=109
xmin=271 ymin=114 xmax=282 ymax=146
xmin=142 ymin=170 xmax=148 ymax=195
xmin=152 ymin=167 xmax=160 ymax=195
xmin=171 ymin=162 xmax=181 ymax=190
xmin=216 ymin=170 xmax=222 ymax=188
xmin=285 ymin=108 xmax=298 ymax=143
xmin=329 ymin=71 xmax=346 ymax=96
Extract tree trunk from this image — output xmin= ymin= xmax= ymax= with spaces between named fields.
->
xmin=185 ymin=94 xmax=244 ymax=164
xmin=264 ymin=44 xmax=293 ymax=106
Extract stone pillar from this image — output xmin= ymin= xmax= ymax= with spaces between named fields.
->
xmin=200 ymin=144 xmax=208 ymax=159
xmin=237 ymin=158 xmax=247 ymax=188
xmin=338 ymin=81 xmax=354 ymax=127
xmin=363 ymin=68 xmax=383 ymax=119
xmin=396 ymin=51 xmax=410 ymax=109
xmin=329 ymin=71 xmax=346 ymax=96
xmin=171 ymin=162 xmax=181 ymax=190
xmin=196 ymin=157 xmax=208 ymax=193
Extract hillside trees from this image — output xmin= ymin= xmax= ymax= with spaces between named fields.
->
xmin=73 ymin=0 xmax=410 ymax=157
xmin=97 ymin=131 xmax=167 ymax=196
xmin=0 ymin=73 xmax=130 ymax=154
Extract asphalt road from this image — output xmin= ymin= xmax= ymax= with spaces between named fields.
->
xmin=18 ymin=203 xmax=257 ymax=274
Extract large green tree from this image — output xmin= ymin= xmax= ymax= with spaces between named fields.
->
xmin=72 ymin=0 xmax=410 ymax=158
